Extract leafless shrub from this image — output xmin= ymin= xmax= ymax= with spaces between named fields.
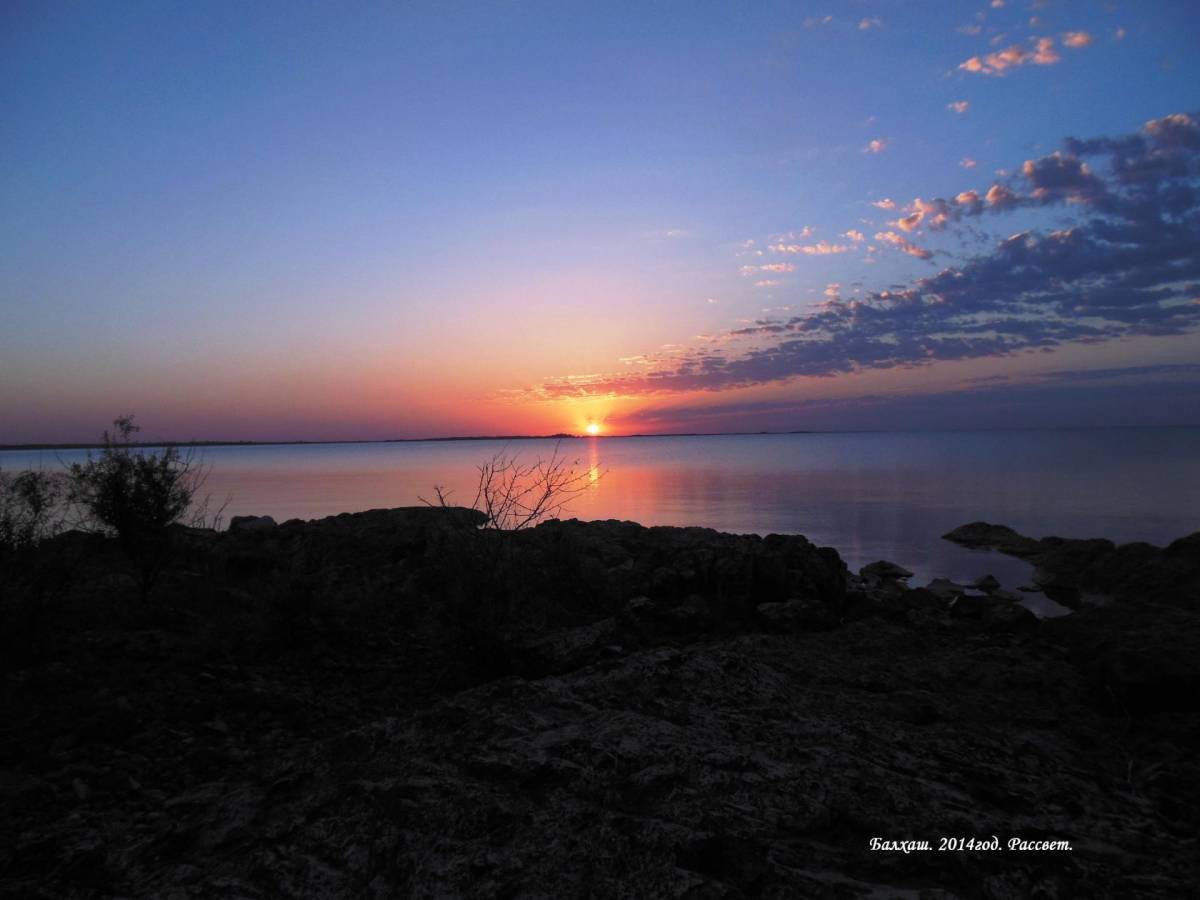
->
xmin=424 ymin=442 xmax=600 ymax=531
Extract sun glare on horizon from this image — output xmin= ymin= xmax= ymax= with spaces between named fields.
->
xmin=586 ymin=422 xmax=601 ymax=436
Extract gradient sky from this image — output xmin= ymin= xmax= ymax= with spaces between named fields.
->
xmin=2 ymin=1 xmax=1199 ymax=442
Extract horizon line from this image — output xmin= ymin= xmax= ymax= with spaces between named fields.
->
xmin=3 ymin=422 xmax=1199 ymax=452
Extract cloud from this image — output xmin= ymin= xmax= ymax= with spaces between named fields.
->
xmin=874 ymin=230 xmax=935 ymax=259
xmin=957 ymin=24 xmax=983 ymax=36
xmin=1062 ymin=31 xmax=1094 ymax=48
xmin=959 ymin=37 xmax=1060 ymax=75
xmin=858 ymin=17 xmax=882 ymax=30
xmin=843 ymin=229 xmax=865 ymax=243
xmin=804 ymin=15 xmax=832 ymax=29
xmin=758 ymin=263 xmax=796 ymax=273
xmin=772 ymin=226 xmax=814 ymax=241
xmin=947 ymin=100 xmax=970 ymax=114
xmin=960 ymin=157 xmax=978 ymax=168
xmin=865 ymin=138 xmax=889 ymax=154
xmin=872 ymin=198 xmax=897 ymax=209
xmin=754 ymin=280 xmax=781 ymax=287
xmin=525 ymin=113 xmax=1200 ymax=400
xmin=610 ymin=364 xmax=1200 ymax=433
xmin=769 ymin=241 xmax=850 ymax=256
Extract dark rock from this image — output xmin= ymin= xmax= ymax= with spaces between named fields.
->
xmin=3 ymin=510 xmax=1199 ymax=897
xmin=974 ymin=573 xmax=1001 ymax=592
xmin=945 ymin=521 xmax=1200 ymax=608
xmin=227 ymin=514 xmax=277 ymax=532
xmin=942 ymin=521 xmax=1040 ymax=557
xmin=860 ymin=560 xmax=914 ymax=580
xmin=754 ymin=596 xmax=838 ymax=632
xmin=926 ymin=577 xmax=968 ymax=600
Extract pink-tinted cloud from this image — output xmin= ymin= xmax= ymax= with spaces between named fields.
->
xmin=960 ymin=157 xmax=978 ymax=168
xmin=872 ymin=198 xmax=896 ymax=209
xmin=843 ymin=229 xmax=865 ymax=243
xmin=959 ymin=37 xmax=1060 ymax=75
xmin=864 ymin=138 xmax=888 ymax=154
xmin=521 ymin=113 xmax=1200 ymax=401
xmin=770 ymin=240 xmax=850 ymax=255
xmin=947 ymin=100 xmax=970 ymax=114
xmin=874 ymin=230 xmax=934 ymax=259
xmin=772 ymin=226 xmax=814 ymax=241
xmin=1062 ymin=31 xmax=1094 ymax=48
xmin=858 ymin=17 xmax=882 ymax=31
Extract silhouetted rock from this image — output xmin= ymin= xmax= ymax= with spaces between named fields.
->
xmin=1 ymin=509 xmax=1198 ymax=896
xmin=945 ymin=520 xmax=1200 ymax=607
xmin=861 ymin=559 xmax=914 ymax=580
xmin=227 ymin=514 xmax=277 ymax=532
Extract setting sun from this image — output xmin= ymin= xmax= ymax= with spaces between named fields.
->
xmin=585 ymin=422 xmax=601 ymax=436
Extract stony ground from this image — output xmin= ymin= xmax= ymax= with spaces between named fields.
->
xmin=1 ymin=510 xmax=1197 ymax=898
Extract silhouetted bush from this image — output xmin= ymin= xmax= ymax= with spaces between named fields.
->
xmin=421 ymin=445 xmax=604 ymax=674
xmin=0 ymin=468 xmax=67 ymax=553
xmin=66 ymin=415 xmax=217 ymax=596
xmin=425 ymin=443 xmax=598 ymax=530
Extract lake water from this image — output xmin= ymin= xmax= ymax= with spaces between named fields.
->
xmin=6 ymin=428 xmax=1198 ymax=607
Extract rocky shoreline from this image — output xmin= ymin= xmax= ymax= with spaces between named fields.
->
xmin=1 ymin=508 xmax=1198 ymax=897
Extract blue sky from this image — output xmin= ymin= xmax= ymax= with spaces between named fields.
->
xmin=2 ymin=1 xmax=1199 ymax=440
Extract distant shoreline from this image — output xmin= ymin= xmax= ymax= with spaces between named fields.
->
xmin=3 ymin=423 xmax=1198 ymax=452
xmin=0 ymin=430 xmax=814 ymax=452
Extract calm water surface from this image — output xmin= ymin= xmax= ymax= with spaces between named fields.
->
xmin=6 ymin=428 xmax=1199 ymax=602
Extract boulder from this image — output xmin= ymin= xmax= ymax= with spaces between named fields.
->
xmin=228 ymin=515 xmax=277 ymax=533
xmin=860 ymin=560 xmax=914 ymax=580
xmin=973 ymin=574 xmax=1001 ymax=592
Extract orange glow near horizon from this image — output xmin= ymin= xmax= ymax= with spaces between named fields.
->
xmin=585 ymin=422 xmax=601 ymax=435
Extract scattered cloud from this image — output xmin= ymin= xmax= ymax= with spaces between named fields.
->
xmin=804 ymin=15 xmax=833 ymax=29
xmin=758 ymin=262 xmax=796 ymax=273
xmin=858 ymin=17 xmax=882 ymax=31
xmin=527 ymin=113 xmax=1200 ymax=400
xmin=947 ymin=100 xmax=970 ymax=114
xmin=772 ymin=227 xmax=814 ymax=241
xmin=1062 ymin=31 xmax=1094 ymax=48
xmin=770 ymin=240 xmax=850 ymax=255
xmin=959 ymin=37 xmax=1060 ymax=75
xmin=865 ymin=138 xmax=889 ymax=154
xmin=960 ymin=157 xmax=978 ymax=169
xmin=957 ymin=24 xmax=983 ymax=36
xmin=874 ymin=230 xmax=935 ymax=259
xmin=843 ymin=229 xmax=865 ymax=243
xmin=754 ymin=280 xmax=781 ymax=287
xmin=872 ymin=198 xmax=897 ymax=209
xmin=1114 ymin=27 xmax=1126 ymax=41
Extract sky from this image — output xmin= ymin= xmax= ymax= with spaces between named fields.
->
xmin=2 ymin=0 xmax=1199 ymax=442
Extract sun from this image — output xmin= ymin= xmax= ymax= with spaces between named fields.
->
xmin=585 ymin=422 xmax=601 ymax=436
